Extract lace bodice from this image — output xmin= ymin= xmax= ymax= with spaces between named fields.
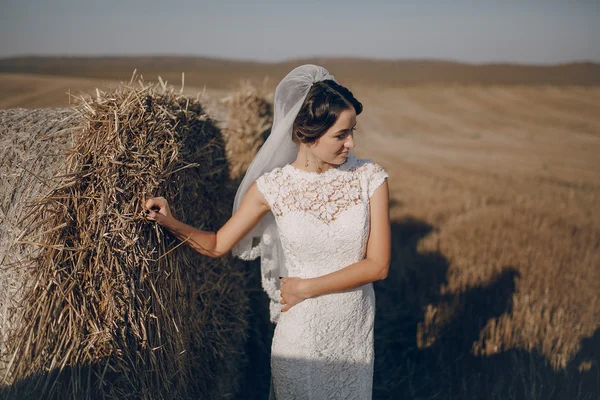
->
xmin=255 ymin=155 xmax=388 ymax=322
xmin=258 ymin=156 xmax=386 ymax=220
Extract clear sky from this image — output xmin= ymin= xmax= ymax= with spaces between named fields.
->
xmin=1 ymin=0 xmax=598 ymax=64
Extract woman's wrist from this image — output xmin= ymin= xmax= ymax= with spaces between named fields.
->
xmin=158 ymin=215 xmax=178 ymax=230
xmin=301 ymin=278 xmax=317 ymax=299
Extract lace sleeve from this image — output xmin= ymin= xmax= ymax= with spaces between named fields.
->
xmin=255 ymin=172 xmax=276 ymax=209
xmin=367 ymin=161 xmax=389 ymax=199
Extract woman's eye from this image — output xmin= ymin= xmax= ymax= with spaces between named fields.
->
xmin=337 ymin=128 xmax=355 ymax=139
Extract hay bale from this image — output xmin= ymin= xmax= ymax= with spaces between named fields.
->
xmin=223 ymin=80 xmax=273 ymax=180
xmin=0 ymin=80 xmax=249 ymax=399
xmin=0 ymin=108 xmax=79 ymax=380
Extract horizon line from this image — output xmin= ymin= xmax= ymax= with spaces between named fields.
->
xmin=1 ymin=54 xmax=599 ymax=68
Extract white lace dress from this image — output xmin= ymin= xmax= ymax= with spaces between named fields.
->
xmin=255 ymin=155 xmax=389 ymax=400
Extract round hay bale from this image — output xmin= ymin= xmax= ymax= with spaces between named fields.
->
xmin=0 ymin=80 xmax=250 ymax=399
xmin=223 ymin=80 xmax=273 ymax=180
xmin=0 ymin=108 xmax=79 ymax=380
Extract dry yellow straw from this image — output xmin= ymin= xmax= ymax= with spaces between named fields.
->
xmin=1 ymin=76 xmax=249 ymax=399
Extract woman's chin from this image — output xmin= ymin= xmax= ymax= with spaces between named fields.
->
xmin=331 ymin=153 xmax=349 ymax=164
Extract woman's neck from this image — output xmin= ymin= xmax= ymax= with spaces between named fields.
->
xmin=291 ymin=147 xmax=337 ymax=174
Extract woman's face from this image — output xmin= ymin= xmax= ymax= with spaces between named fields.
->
xmin=309 ymin=107 xmax=357 ymax=165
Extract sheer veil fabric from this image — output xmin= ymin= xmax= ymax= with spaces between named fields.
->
xmin=231 ymin=65 xmax=356 ymax=322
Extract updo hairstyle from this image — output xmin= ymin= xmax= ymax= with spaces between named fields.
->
xmin=292 ymin=80 xmax=363 ymax=144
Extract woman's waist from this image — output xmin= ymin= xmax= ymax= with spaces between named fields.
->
xmin=284 ymin=260 xmax=364 ymax=279
xmin=279 ymin=283 xmax=375 ymax=322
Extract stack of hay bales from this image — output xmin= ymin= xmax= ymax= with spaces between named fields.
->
xmin=0 ymin=79 xmax=249 ymax=399
xmin=222 ymin=80 xmax=273 ymax=180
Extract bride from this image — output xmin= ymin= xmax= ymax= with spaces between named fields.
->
xmin=144 ymin=64 xmax=390 ymax=399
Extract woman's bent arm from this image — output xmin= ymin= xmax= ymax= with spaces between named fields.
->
xmin=290 ymin=180 xmax=391 ymax=299
xmin=158 ymin=219 xmax=221 ymax=257
xmin=145 ymin=183 xmax=270 ymax=258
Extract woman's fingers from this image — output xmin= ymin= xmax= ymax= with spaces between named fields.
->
xmin=142 ymin=196 xmax=170 ymax=223
xmin=144 ymin=197 xmax=170 ymax=215
xmin=143 ymin=208 xmax=160 ymax=221
xmin=143 ymin=202 xmax=160 ymax=220
xmin=145 ymin=196 xmax=165 ymax=211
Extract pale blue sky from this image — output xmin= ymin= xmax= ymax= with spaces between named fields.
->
xmin=1 ymin=0 xmax=598 ymax=64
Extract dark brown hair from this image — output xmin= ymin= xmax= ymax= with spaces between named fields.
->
xmin=292 ymin=80 xmax=363 ymax=144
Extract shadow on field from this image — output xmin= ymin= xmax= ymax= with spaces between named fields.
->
xmin=372 ymin=217 xmax=599 ymax=400
xmin=236 ymin=216 xmax=599 ymax=400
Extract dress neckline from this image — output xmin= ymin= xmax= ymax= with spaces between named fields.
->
xmin=284 ymin=155 xmax=355 ymax=178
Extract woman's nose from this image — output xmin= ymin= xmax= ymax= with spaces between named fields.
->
xmin=345 ymin=133 xmax=355 ymax=149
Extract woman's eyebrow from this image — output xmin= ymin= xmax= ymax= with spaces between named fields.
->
xmin=335 ymin=123 xmax=357 ymax=134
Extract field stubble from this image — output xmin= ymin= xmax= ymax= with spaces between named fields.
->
xmin=352 ymin=84 xmax=600 ymax=398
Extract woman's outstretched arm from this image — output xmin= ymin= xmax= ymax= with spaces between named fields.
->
xmin=143 ymin=183 xmax=270 ymax=258
xmin=280 ymin=180 xmax=391 ymax=311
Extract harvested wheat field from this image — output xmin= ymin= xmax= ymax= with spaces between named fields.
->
xmin=0 ymin=73 xmax=231 ymax=119
xmin=0 ymin=73 xmax=122 ymax=109
xmin=0 ymin=61 xmax=599 ymax=399
xmin=349 ymin=84 xmax=600 ymax=400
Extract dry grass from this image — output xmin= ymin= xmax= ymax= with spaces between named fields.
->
xmin=0 ymin=73 xmax=121 ymax=109
xmin=0 ymin=78 xmax=249 ymax=399
xmin=0 ymin=73 xmax=232 ymax=114
xmin=0 ymin=108 xmax=79 ymax=382
xmin=351 ymin=84 xmax=600 ymax=399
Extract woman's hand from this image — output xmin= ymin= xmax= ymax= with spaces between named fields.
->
xmin=280 ymin=277 xmax=312 ymax=312
xmin=143 ymin=195 xmax=175 ymax=225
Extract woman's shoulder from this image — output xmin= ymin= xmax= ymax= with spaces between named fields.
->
xmin=253 ymin=167 xmax=287 ymax=206
xmin=349 ymin=156 xmax=389 ymax=198
xmin=348 ymin=156 xmax=387 ymax=176
xmin=255 ymin=166 xmax=285 ymax=185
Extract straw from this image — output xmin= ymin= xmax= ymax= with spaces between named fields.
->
xmin=1 ymin=76 xmax=249 ymax=399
